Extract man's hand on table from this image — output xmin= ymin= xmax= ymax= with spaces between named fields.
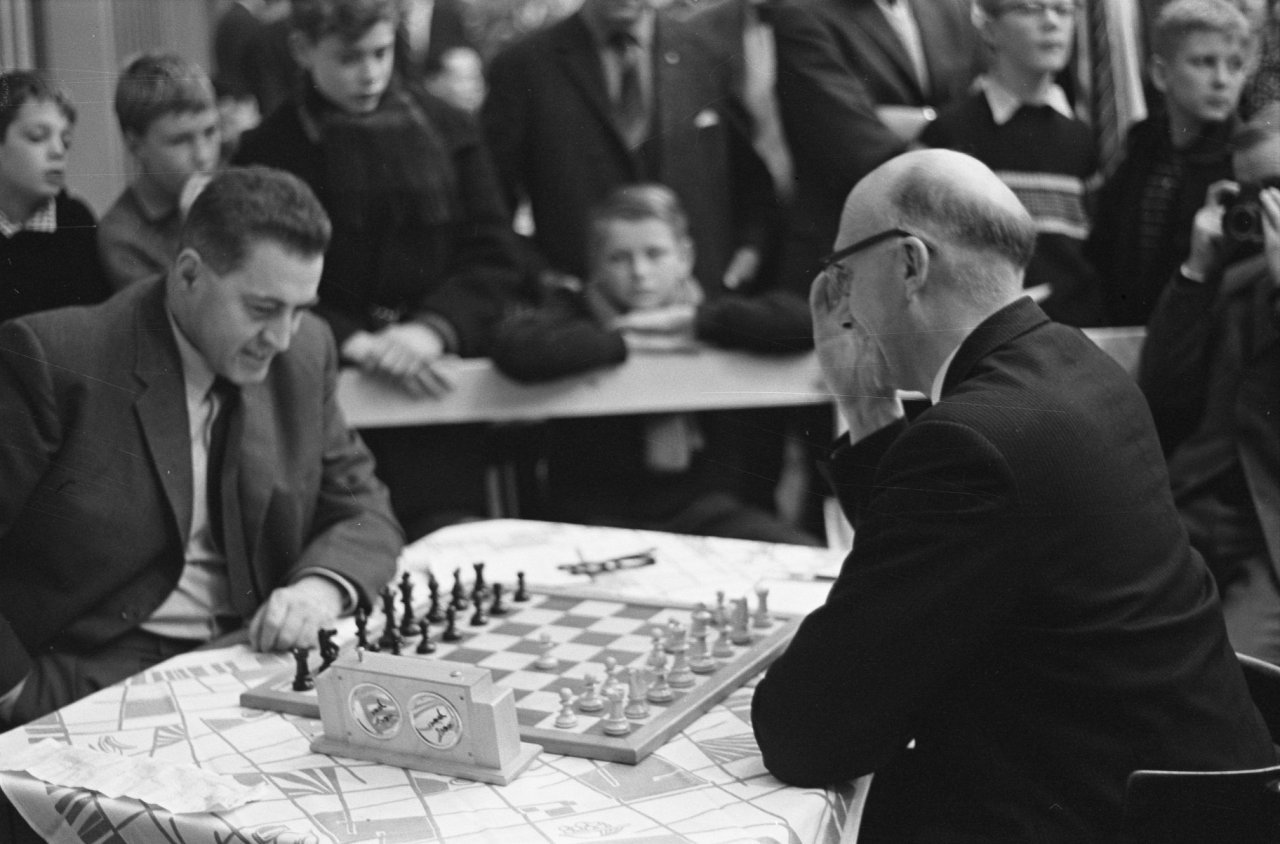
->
xmin=248 ymin=576 xmax=345 ymax=653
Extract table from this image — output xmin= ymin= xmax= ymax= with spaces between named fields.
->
xmin=0 ymin=521 xmax=866 ymax=844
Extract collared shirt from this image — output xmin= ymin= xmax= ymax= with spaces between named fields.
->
xmin=0 ymin=198 xmax=57 ymax=239
xmin=979 ymin=75 xmax=1074 ymax=126
xmin=930 ymin=342 xmax=963 ymax=405
xmin=581 ymin=7 xmax=655 ymax=118
xmin=874 ymin=0 xmax=929 ymax=95
xmin=141 ymin=314 xmax=238 ymax=640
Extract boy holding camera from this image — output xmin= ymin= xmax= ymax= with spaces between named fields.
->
xmin=1138 ymin=102 xmax=1280 ymax=665
xmin=1087 ymin=0 xmax=1252 ymax=326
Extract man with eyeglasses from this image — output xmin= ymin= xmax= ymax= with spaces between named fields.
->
xmin=752 ymin=149 xmax=1274 ymax=842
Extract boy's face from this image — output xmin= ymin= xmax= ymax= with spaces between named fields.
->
xmin=0 ymin=99 xmax=71 ymax=211
xmin=126 ymin=108 xmax=220 ymax=202
xmin=1154 ymin=31 xmax=1248 ymax=128
xmin=987 ymin=2 xmax=1075 ymax=76
xmin=593 ymin=218 xmax=693 ymax=311
xmin=293 ymin=20 xmax=396 ymax=114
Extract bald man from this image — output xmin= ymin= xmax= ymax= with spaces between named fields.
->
xmin=752 ymin=150 xmax=1275 ymax=842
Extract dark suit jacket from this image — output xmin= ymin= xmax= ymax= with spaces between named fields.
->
xmin=481 ymin=10 xmax=779 ymax=291
xmin=1140 ymin=260 xmax=1280 ymax=578
xmin=773 ymin=0 xmax=982 ymax=290
xmin=753 ymin=298 xmax=1274 ymax=842
xmin=0 ymin=280 xmax=402 ymax=692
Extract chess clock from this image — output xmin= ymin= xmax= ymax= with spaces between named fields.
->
xmin=310 ymin=651 xmax=542 ymax=785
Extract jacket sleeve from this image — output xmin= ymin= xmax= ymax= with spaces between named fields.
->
xmin=753 ymin=418 xmax=1022 ymax=786
xmin=0 ymin=321 xmax=62 ymax=691
xmin=489 ymin=292 xmax=628 ymax=383
xmin=1137 ymin=271 xmax=1219 ymax=454
xmin=290 ymin=329 xmax=403 ymax=608
xmin=694 ymin=289 xmax=813 ymax=353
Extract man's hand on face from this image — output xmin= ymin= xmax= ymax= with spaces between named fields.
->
xmin=1186 ymin=180 xmax=1239 ymax=280
xmin=248 ymin=576 xmax=345 ymax=653
xmin=810 ymin=268 xmax=903 ymax=439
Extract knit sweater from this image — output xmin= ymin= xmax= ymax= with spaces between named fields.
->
xmin=0 ymin=192 xmax=110 ymax=324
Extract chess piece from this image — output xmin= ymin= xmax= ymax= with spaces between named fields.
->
xmin=731 ymin=597 xmax=753 ymax=645
xmin=714 ymin=590 xmax=727 ymax=627
xmin=577 ymin=674 xmax=604 ymax=712
xmin=470 ymin=599 xmax=489 ymax=626
xmin=664 ymin=618 xmax=682 ymax=653
xmin=318 ymin=628 xmax=340 ymax=674
xmin=355 ymin=605 xmax=379 ymax=652
xmin=602 ymin=657 xmax=620 ymax=695
xmin=514 ymin=571 xmax=529 ymax=602
xmin=625 ymin=668 xmax=651 ymax=719
xmin=441 ymin=606 xmax=462 ymax=642
xmin=534 ymin=632 xmax=557 ymax=670
xmin=291 ymin=647 xmax=314 ymax=692
xmin=399 ymin=572 xmax=417 ymax=636
xmin=378 ymin=586 xmax=399 ymax=650
xmin=490 ymin=582 xmax=509 ymax=616
xmin=388 ymin=632 xmax=402 ymax=655
xmin=425 ymin=580 xmax=444 ymax=624
xmin=472 ymin=561 xmax=487 ymax=600
xmin=416 ymin=620 xmax=436 ymax=654
xmin=691 ymin=603 xmax=712 ymax=639
xmin=753 ymin=585 xmax=772 ymax=629
xmin=668 ymin=643 xmax=695 ymax=689
xmin=712 ymin=623 xmax=734 ymax=659
xmin=602 ymin=688 xmax=630 ymax=736
xmin=554 ymin=688 xmax=578 ymax=728
xmin=689 ymin=628 xmax=716 ymax=674
xmin=648 ymin=632 xmax=667 ymax=670
xmin=646 ymin=666 xmax=674 ymax=703
xmin=451 ymin=567 xmax=469 ymax=610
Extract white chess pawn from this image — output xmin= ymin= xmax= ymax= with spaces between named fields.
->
xmin=534 ymin=632 xmax=558 ymax=670
xmin=668 ymin=646 xmax=695 ymax=688
xmin=602 ymin=688 xmax=630 ymax=736
xmin=554 ymin=687 xmax=578 ymax=728
xmin=712 ymin=623 xmax=734 ymax=659
xmin=646 ymin=666 xmax=674 ymax=703
xmin=753 ymin=585 xmax=772 ymax=629
xmin=731 ymin=597 xmax=753 ymax=645
xmin=689 ymin=629 xmax=716 ymax=674
xmin=625 ymin=668 xmax=651 ymax=719
xmin=578 ymin=673 xmax=604 ymax=712
xmin=602 ymin=656 xmax=620 ymax=694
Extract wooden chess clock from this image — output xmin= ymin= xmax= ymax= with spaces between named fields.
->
xmin=309 ymin=651 xmax=542 ymax=785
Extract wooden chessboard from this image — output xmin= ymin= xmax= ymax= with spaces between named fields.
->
xmin=240 ymin=587 xmax=798 ymax=764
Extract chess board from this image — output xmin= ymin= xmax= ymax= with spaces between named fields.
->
xmin=240 ymin=588 xmax=799 ymax=764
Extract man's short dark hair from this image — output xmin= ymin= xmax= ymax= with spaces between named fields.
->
xmin=180 ymin=167 xmax=332 ymax=274
xmin=290 ymin=0 xmax=400 ymax=43
xmin=114 ymin=52 xmax=215 ymax=137
xmin=0 ymin=71 xmax=76 ymax=139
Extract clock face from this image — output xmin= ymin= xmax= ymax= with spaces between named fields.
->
xmin=348 ymin=683 xmax=402 ymax=739
xmin=411 ymin=692 xmax=463 ymax=750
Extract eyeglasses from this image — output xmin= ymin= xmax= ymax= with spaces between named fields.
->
xmin=814 ymin=227 xmax=934 ymax=286
xmin=997 ymin=1 xmax=1080 ymax=19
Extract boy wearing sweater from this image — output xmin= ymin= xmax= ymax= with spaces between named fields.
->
xmin=921 ymin=0 xmax=1101 ymax=326
xmin=99 ymin=53 xmax=221 ymax=292
xmin=492 ymin=184 xmax=816 ymax=545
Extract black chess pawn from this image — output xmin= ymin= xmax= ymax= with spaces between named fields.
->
xmin=317 ymin=628 xmax=339 ymax=674
xmin=425 ymin=582 xmax=444 ymax=624
xmin=416 ymin=620 xmax=436 ymax=654
xmin=398 ymin=572 xmax=417 ymax=637
xmin=378 ymin=586 xmax=398 ymax=650
xmin=490 ymin=582 xmax=509 ymax=616
xmin=472 ymin=561 xmax=487 ymax=597
xmin=355 ymin=606 xmax=378 ymax=652
xmin=514 ymin=571 xmax=530 ymax=602
xmin=470 ymin=600 xmax=488 ymax=626
xmin=451 ymin=568 xmax=469 ymax=610
xmin=441 ymin=605 xmax=463 ymax=642
xmin=291 ymin=647 xmax=314 ymax=692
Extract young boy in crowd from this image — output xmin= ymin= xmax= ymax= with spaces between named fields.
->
xmin=99 ymin=52 xmax=221 ymax=291
xmin=1088 ymin=0 xmax=1251 ymax=326
xmin=490 ymin=184 xmax=816 ymax=545
xmin=0 ymin=71 xmax=109 ymax=324
xmin=921 ymin=0 xmax=1101 ymax=326
xmin=233 ymin=0 xmax=523 ymax=537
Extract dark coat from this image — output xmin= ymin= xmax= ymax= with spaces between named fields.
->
xmin=0 ymin=192 xmax=109 ymax=324
xmin=0 ymin=280 xmax=402 ymax=693
xmin=754 ymin=297 xmax=1274 ymax=842
xmin=481 ymin=10 xmax=780 ymax=291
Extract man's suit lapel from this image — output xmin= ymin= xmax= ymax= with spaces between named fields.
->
xmin=554 ymin=14 xmax=642 ymax=169
xmin=131 ymin=284 xmax=193 ymax=546
xmin=940 ymin=297 xmax=1050 ymax=398
xmin=843 ymin=0 xmax=925 ymax=103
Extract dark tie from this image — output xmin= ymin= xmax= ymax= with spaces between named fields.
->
xmin=608 ymin=30 xmax=647 ymax=150
xmin=207 ymin=377 xmax=257 ymax=616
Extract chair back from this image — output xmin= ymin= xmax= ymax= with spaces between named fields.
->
xmin=1122 ymin=765 xmax=1280 ymax=844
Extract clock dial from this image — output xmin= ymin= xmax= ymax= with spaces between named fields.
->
xmin=411 ymin=692 xmax=463 ymax=749
xmin=348 ymin=683 xmax=402 ymax=739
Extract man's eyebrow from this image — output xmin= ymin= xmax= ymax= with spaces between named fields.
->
xmin=245 ymin=295 xmax=321 ymax=309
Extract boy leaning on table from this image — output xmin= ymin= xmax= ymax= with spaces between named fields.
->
xmin=0 ymin=166 xmax=401 ymax=730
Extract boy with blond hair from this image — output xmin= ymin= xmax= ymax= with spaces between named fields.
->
xmin=99 ymin=52 xmax=221 ymax=291
xmin=1087 ymin=0 xmax=1252 ymax=325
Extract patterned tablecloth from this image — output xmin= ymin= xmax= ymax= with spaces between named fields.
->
xmin=0 ymin=521 xmax=867 ymax=844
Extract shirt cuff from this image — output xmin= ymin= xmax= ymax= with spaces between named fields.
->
xmin=291 ymin=568 xmax=359 ymax=615
xmin=1179 ymin=262 xmax=1208 ymax=284
xmin=0 ymin=675 xmax=28 ymax=722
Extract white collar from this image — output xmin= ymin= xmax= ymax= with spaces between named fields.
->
xmin=0 ymin=197 xmax=56 ymax=238
xmin=979 ymin=75 xmax=1073 ymax=126
xmin=167 ymin=307 xmax=217 ymax=403
xmin=929 ymin=343 xmax=962 ymax=405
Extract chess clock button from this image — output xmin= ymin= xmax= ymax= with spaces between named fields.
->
xmin=411 ymin=692 xmax=463 ymax=749
xmin=348 ymin=683 xmax=403 ymax=739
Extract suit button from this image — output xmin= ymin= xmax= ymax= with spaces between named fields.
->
xmin=120 ymin=609 xmax=131 ymax=620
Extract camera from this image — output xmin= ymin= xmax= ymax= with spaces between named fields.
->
xmin=1222 ymin=177 xmax=1280 ymax=253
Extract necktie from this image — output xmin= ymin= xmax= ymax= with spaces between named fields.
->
xmin=608 ymin=30 xmax=648 ymax=150
xmin=206 ymin=377 xmax=256 ymax=616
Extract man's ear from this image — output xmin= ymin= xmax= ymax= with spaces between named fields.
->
xmin=1149 ymin=55 xmax=1169 ymax=95
xmin=174 ymin=248 xmax=203 ymax=288
xmin=122 ymin=129 xmax=143 ymax=158
xmin=901 ymin=236 xmax=930 ymax=300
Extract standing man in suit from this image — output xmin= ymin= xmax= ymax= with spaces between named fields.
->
xmin=753 ymin=149 xmax=1275 ymax=840
xmin=0 ymin=167 xmax=402 ymax=729
xmin=771 ymin=0 xmax=983 ymax=294
xmin=482 ymin=0 xmax=782 ymax=296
